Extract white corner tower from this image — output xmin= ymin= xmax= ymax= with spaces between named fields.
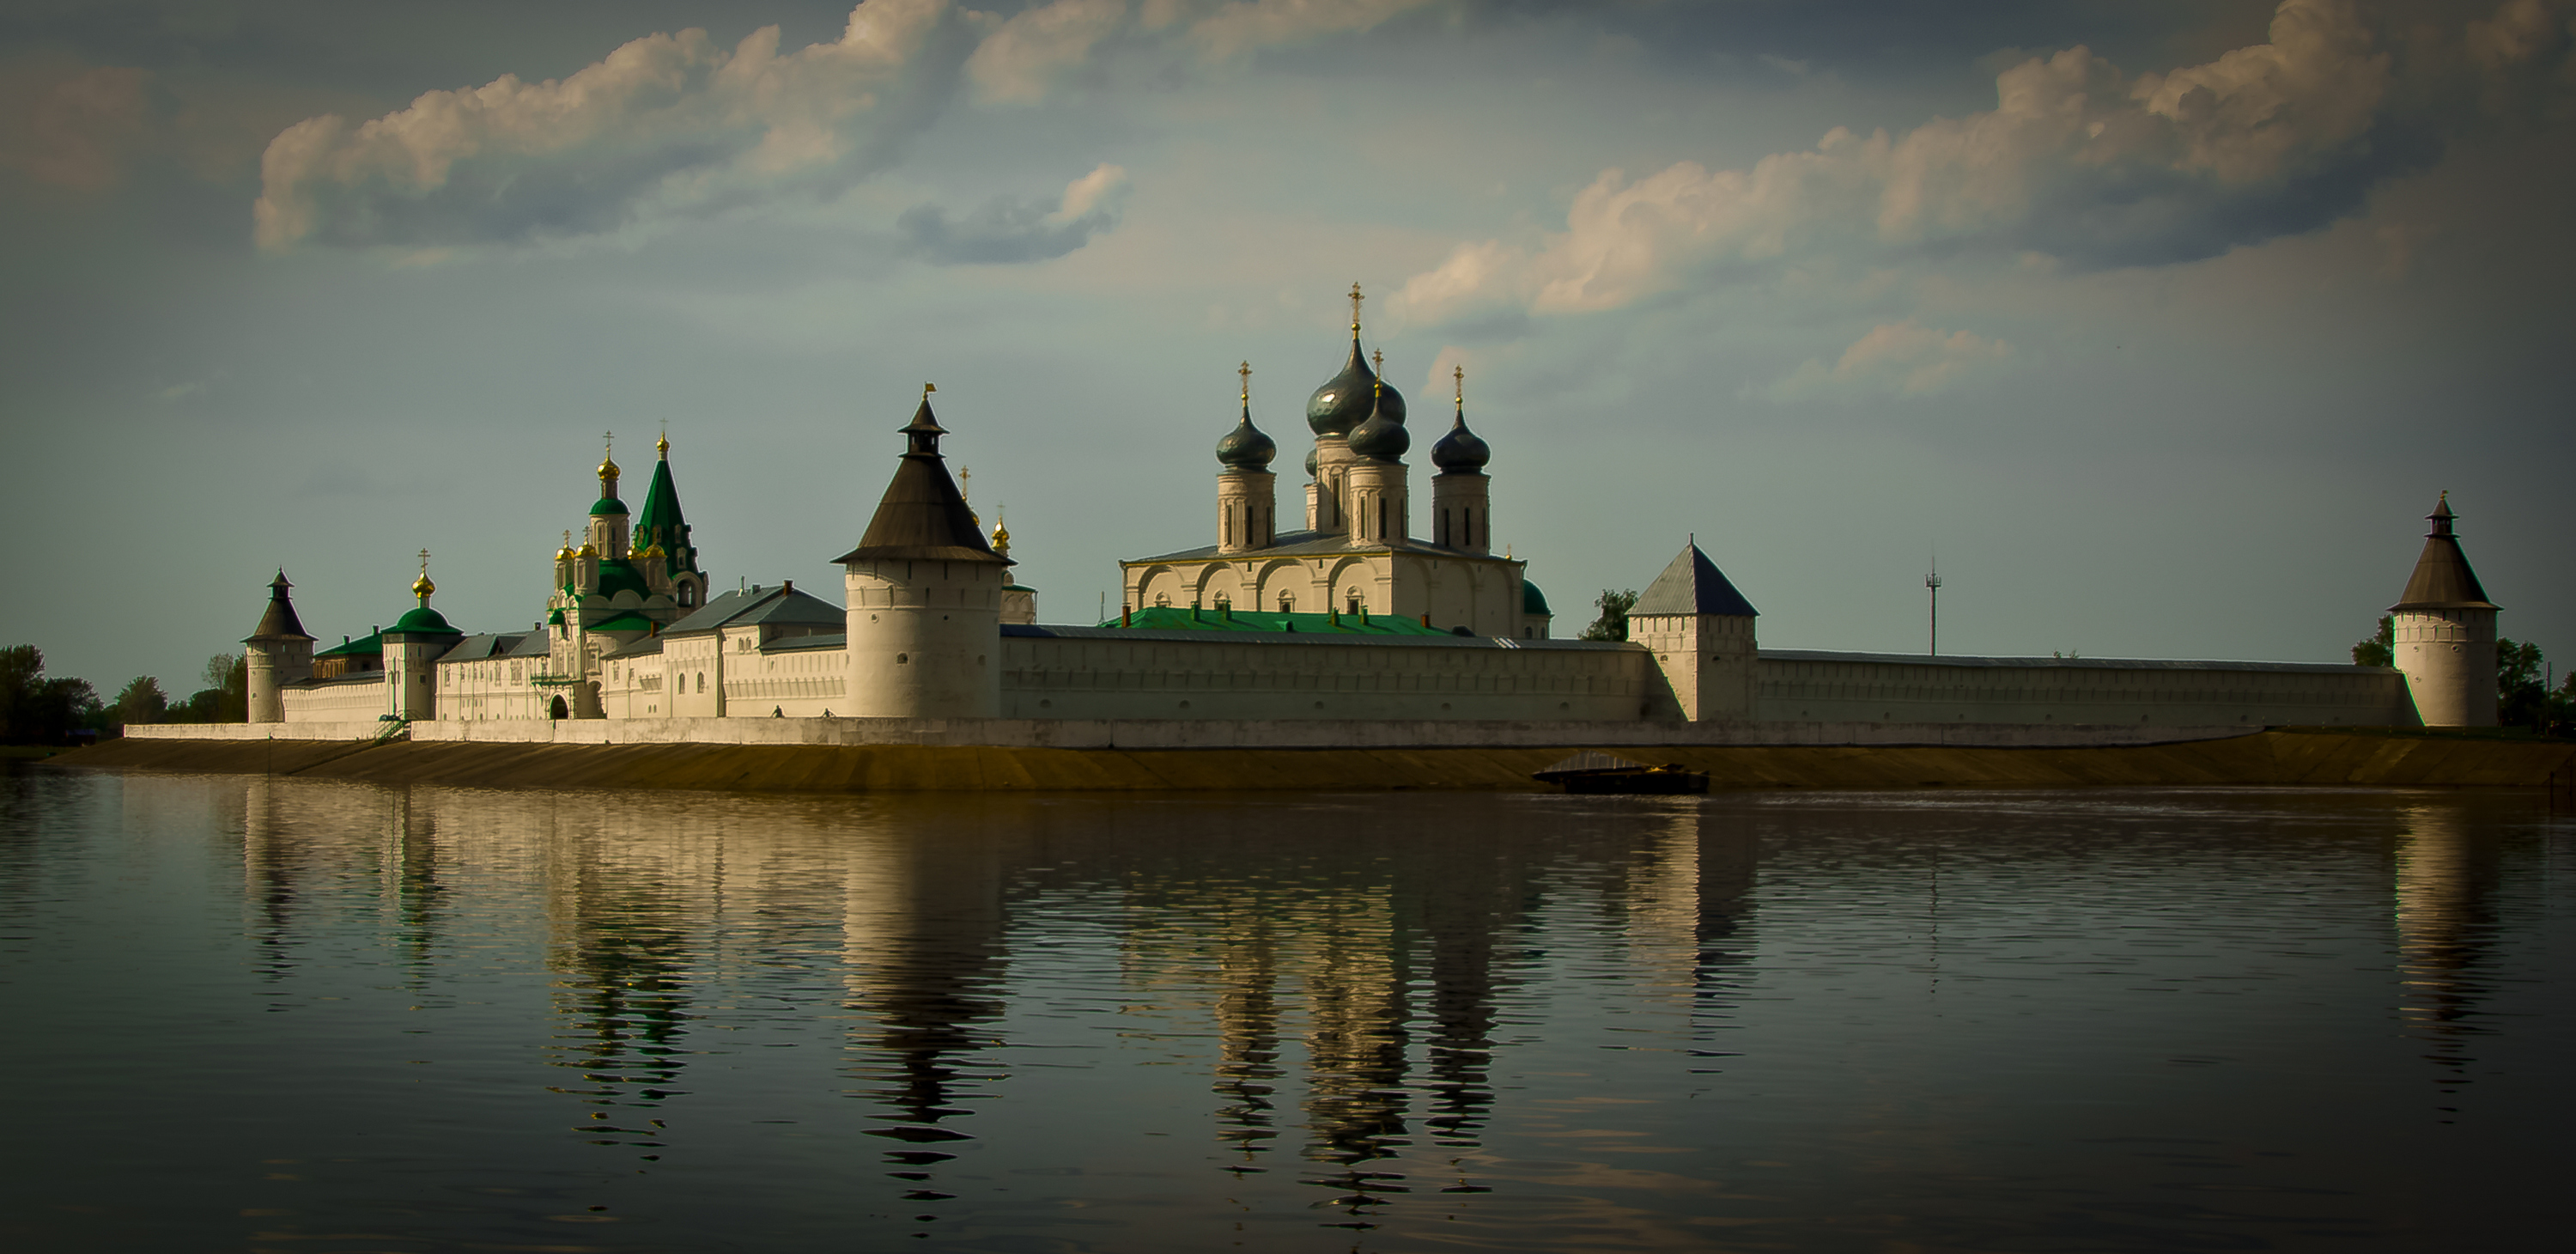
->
xmin=2391 ymin=492 xmax=2499 ymax=727
xmin=836 ymin=387 xmax=1013 ymax=719
xmin=242 ymin=569 xmax=315 ymax=724
xmin=1630 ymin=540 xmax=1761 ymax=722
xmin=1215 ymin=362 xmax=1279 ymax=554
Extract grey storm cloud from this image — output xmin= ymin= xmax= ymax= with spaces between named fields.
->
xmin=896 ymin=162 xmax=1129 ymax=264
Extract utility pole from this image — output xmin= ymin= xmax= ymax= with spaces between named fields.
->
xmin=1926 ymin=563 xmax=1942 ymax=656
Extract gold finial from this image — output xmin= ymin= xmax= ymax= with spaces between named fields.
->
xmin=992 ymin=508 xmax=1012 ymax=558
xmin=1348 ymin=282 xmax=1364 ymax=333
xmin=924 ymin=381 xmax=937 ymax=397
xmin=556 ymin=528 xmax=573 ymax=560
xmin=598 ymin=430 xmax=620 ymax=480
xmin=1455 ymin=363 xmax=1465 ymax=406
xmin=656 ymin=425 xmax=669 ymax=458
xmin=1239 ymin=360 xmax=1252 ymax=405
xmin=411 ymin=549 xmax=434 ymax=601
xmin=1371 ymin=348 xmax=1383 ymax=373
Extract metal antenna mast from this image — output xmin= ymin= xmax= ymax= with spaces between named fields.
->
xmin=1926 ymin=559 xmax=1942 ymax=657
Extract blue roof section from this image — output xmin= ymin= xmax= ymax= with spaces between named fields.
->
xmin=1632 ymin=544 xmax=1758 ymax=617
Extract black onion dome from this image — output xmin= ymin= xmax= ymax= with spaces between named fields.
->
xmin=1303 ymin=444 xmax=1319 ymax=478
xmin=1306 ymin=338 xmax=1405 ymax=435
xmin=1431 ymin=406 xmax=1490 ymax=473
xmin=1216 ymin=401 xmax=1277 ymax=470
xmin=1346 ymin=385 xmax=1410 ymax=460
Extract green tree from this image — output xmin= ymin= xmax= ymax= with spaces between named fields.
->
xmin=2351 ymin=616 xmax=2393 ymax=667
xmin=2497 ymin=637 xmax=2547 ymax=728
xmin=112 ymin=676 xmax=167 ymax=729
xmin=1 ymin=646 xmax=105 ymax=744
xmin=169 ymin=653 xmax=248 ymax=723
xmin=1579 ymin=589 xmax=1638 ymax=642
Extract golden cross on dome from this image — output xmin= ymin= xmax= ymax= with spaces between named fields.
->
xmin=1455 ymin=363 xmax=1465 ymax=404
xmin=1349 ymin=282 xmax=1364 ymax=332
xmin=1370 ymin=349 xmax=1384 ymax=378
xmin=603 ymin=430 xmax=612 ymax=455
xmin=1239 ymin=360 xmax=1252 ymax=403
xmin=417 ymin=549 xmax=430 ymax=576
xmin=960 ymin=466 xmax=970 ymax=502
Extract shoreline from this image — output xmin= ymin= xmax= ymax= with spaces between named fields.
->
xmin=44 ymin=729 xmax=2576 ymax=794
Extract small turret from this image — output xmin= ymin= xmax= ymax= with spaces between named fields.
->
xmin=383 ymin=551 xmax=463 ymax=721
xmin=1630 ymin=539 xmax=1760 ymax=722
xmin=1216 ymin=362 xmax=1279 ymax=553
xmin=1429 ymin=365 xmax=1492 ymax=553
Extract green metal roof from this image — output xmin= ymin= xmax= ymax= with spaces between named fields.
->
xmin=1101 ymin=606 xmax=1459 ymax=635
xmin=316 ymin=630 xmax=384 ymax=658
xmin=1522 ymin=579 xmax=1552 ymax=617
xmin=590 ymin=612 xmax=655 ymax=633
xmin=596 ymin=557 xmax=651 ymax=600
xmin=589 ymin=496 xmax=629 ymax=517
xmin=387 ymin=604 xmax=462 ymax=636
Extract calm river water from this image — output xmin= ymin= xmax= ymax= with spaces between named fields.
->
xmin=3 ymin=765 xmax=2568 ymax=1252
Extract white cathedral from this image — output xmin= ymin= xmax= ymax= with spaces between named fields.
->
xmin=237 ymin=289 xmax=2500 ymax=737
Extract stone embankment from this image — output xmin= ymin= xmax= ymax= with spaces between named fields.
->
xmin=52 ymin=729 xmax=2576 ymax=794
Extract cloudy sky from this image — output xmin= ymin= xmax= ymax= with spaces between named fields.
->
xmin=4 ymin=0 xmax=2570 ymax=694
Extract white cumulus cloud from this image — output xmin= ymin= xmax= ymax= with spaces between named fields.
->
xmin=1395 ymin=0 xmax=2403 ymax=326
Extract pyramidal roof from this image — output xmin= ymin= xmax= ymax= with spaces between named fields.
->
xmin=832 ymin=394 xmax=1011 ymax=565
xmin=1631 ymin=542 xmax=1759 ymax=618
xmin=635 ymin=441 xmax=699 ymax=575
xmin=2390 ymin=493 xmax=2497 ymax=612
xmin=245 ymin=570 xmax=313 ymax=642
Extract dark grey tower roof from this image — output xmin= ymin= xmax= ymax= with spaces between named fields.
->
xmin=245 ymin=570 xmax=314 ymax=642
xmin=1632 ymin=543 xmax=1758 ymax=617
xmin=2390 ymin=492 xmax=2496 ymax=611
xmin=832 ymin=393 xmax=1012 ymax=565
xmin=1346 ymin=380 xmax=1409 ymax=460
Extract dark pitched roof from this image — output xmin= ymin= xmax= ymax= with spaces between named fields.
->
xmin=832 ymin=395 xmax=1009 ymax=565
xmin=435 ymin=631 xmax=536 ymax=664
xmin=1631 ymin=543 xmax=1759 ymax=617
xmin=2390 ymin=494 xmax=2497 ymax=611
xmin=662 ymin=583 xmax=843 ymax=636
xmin=245 ymin=571 xmax=313 ymax=642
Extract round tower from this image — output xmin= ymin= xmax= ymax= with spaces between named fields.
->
xmin=1344 ymin=370 xmax=1410 ymax=546
xmin=2390 ymin=492 xmax=2500 ymax=727
xmin=1429 ymin=365 xmax=1492 ymax=554
xmin=382 ymin=552 xmax=463 ymax=722
xmin=242 ymin=569 xmax=315 ymax=724
xmin=835 ymin=387 xmax=1014 ymax=719
xmin=1216 ymin=362 xmax=1279 ymax=554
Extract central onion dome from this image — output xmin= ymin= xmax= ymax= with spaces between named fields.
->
xmin=1307 ymin=290 xmax=1406 ymax=435
xmin=1216 ymin=364 xmax=1277 ymax=470
xmin=1346 ymin=380 xmax=1409 ymax=460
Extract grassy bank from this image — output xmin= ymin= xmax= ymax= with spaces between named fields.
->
xmin=46 ymin=729 xmax=2576 ymax=794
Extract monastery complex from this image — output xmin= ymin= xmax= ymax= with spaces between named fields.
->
xmin=214 ymin=291 xmax=2500 ymax=750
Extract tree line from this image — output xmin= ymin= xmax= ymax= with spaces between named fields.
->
xmin=2352 ymin=618 xmax=2573 ymax=732
xmin=0 ymin=645 xmax=248 ymax=745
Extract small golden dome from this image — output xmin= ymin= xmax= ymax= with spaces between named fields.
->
xmin=598 ymin=457 xmax=621 ymax=480
xmin=577 ymin=542 xmax=598 ymax=557
xmin=655 ymin=431 xmax=670 ymax=457
xmin=556 ymin=545 xmax=574 ymax=561
xmin=411 ymin=574 xmax=435 ymax=600
xmin=644 ymin=541 xmax=666 ymax=558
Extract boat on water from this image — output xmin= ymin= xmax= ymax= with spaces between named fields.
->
xmin=1533 ymin=751 xmax=1710 ymax=794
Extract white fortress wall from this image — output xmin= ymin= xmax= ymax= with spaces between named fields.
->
xmin=995 ymin=628 xmax=1656 ymax=721
xmin=282 ymin=675 xmax=390 ymax=723
xmin=1756 ymin=650 xmax=2416 ymax=727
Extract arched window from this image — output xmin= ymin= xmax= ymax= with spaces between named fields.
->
xmin=1153 ymin=593 xmax=1170 ymax=607
xmin=1279 ymin=593 xmax=1295 ymax=612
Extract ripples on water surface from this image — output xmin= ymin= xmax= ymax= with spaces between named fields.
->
xmin=1 ymin=767 xmax=2568 ymax=1251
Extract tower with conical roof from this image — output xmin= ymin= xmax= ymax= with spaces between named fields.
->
xmin=1215 ymin=362 xmax=1279 ymax=555
xmin=2390 ymin=493 xmax=2499 ymax=727
xmin=385 ymin=551 xmax=464 ymax=721
xmin=835 ymin=387 xmax=1014 ymax=718
xmin=1629 ymin=540 xmax=1760 ymax=721
xmin=1429 ymin=366 xmax=1492 ymax=555
xmin=242 ymin=570 xmax=315 ymax=723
